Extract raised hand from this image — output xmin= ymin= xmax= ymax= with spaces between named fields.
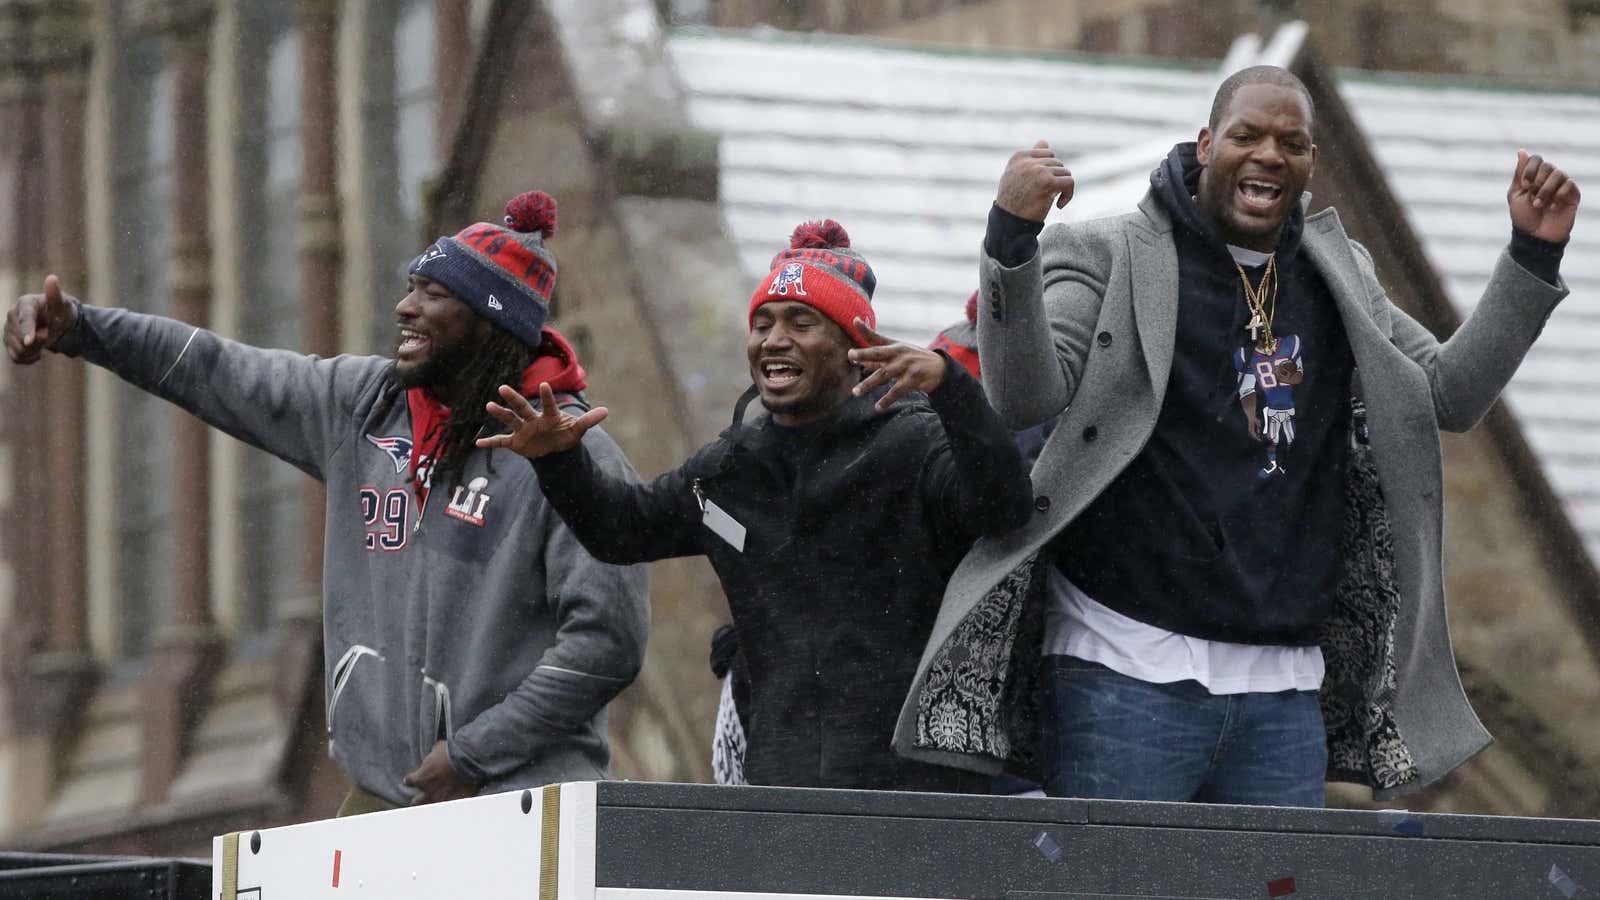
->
xmin=476 ymin=382 xmax=609 ymax=458
xmin=1508 ymin=149 xmax=1581 ymax=244
xmin=847 ymin=318 xmax=948 ymax=413
xmin=5 ymin=274 xmax=78 ymax=364
xmin=995 ymin=139 xmax=1075 ymax=223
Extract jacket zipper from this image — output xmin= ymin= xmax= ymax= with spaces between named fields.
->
xmin=414 ymin=481 xmax=430 ymax=534
xmin=420 ymin=673 xmax=454 ymax=742
xmin=327 ymin=644 xmax=383 ymax=738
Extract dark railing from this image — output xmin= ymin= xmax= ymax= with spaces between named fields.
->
xmin=0 ymin=852 xmax=208 ymax=900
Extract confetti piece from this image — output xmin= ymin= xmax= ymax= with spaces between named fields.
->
xmin=1033 ymin=831 xmax=1063 ymax=863
xmin=1549 ymin=863 xmax=1578 ymax=898
xmin=1375 ymin=808 xmax=1423 ymax=836
xmin=1267 ymin=875 xmax=1297 ymax=897
xmin=332 ymin=848 xmax=343 ymax=888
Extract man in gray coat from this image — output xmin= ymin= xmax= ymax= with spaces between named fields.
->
xmin=3 ymin=190 xmax=649 ymax=816
xmin=892 ymin=66 xmax=1581 ymax=805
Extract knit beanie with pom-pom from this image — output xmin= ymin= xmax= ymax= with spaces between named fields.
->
xmin=408 ymin=190 xmax=559 ymax=348
xmin=748 ymin=219 xmax=877 ymax=348
xmin=929 ymin=290 xmax=981 ymax=380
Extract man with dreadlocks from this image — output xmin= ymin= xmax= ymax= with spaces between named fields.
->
xmin=4 ymin=190 xmax=649 ymax=816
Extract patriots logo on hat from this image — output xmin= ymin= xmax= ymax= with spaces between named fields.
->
xmin=769 ymin=262 xmax=808 ymax=297
xmin=365 ymin=433 xmax=414 ymax=475
xmin=487 ymin=294 xmax=503 ymax=310
xmin=414 ymin=245 xmax=447 ymax=268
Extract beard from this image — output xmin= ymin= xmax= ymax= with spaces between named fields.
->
xmin=394 ymin=335 xmax=478 ymax=390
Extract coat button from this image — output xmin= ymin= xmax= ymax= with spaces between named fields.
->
xmin=1034 ymin=495 xmax=1051 ymax=512
xmin=1097 ymin=331 xmax=1113 ymax=347
xmin=1082 ymin=425 xmax=1098 ymax=442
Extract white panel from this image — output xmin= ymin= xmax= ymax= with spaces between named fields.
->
xmin=559 ymin=782 xmax=599 ymax=900
xmin=226 ymin=789 xmax=547 ymax=898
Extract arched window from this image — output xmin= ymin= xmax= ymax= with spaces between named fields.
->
xmin=233 ymin=0 xmax=306 ymax=636
xmin=110 ymin=30 xmax=176 ymax=660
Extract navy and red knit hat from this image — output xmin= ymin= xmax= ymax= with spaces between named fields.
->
xmin=748 ymin=220 xmax=877 ymax=347
xmin=929 ymin=290 xmax=981 ymax=380
xmin=408 ymin=190 xmax=558 ymax=348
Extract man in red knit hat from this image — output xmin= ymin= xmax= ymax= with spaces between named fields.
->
xmin=5 ymin=191 xmax=649 ymax=816
xmin=479 ymin=219 xmax=1034 ymax=790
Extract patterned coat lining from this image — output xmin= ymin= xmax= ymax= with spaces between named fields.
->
xmin=913 ymin=402 xmax=1419 ymax=792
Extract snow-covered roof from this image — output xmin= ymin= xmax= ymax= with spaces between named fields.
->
xmin=1342 ymin=72 xmax=1600 ymax=560
xmin=667 ymin=28 xmax=1212 ymax=339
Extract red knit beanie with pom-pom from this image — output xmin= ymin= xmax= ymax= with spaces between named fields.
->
xmin=749 ymin=219 xmax=878 ymax=347
xmin=407 ymin=189 xmax=560 ymax=348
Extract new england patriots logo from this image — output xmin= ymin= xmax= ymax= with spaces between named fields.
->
xmin=365 ymin=434 xmax=413 ymax=475
xmin=413 ymin=245 xmax=447 ymax=268
xmin=768 ymin=262 xmax=807 ymax=297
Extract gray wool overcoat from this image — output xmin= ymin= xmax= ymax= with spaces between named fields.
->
xmin=892 ymin=191 xmax=1567 ymax=799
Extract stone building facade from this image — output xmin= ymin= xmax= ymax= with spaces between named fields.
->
xmin=679 ymin=0 xmax=1600 ymax=86
xmin=0 ymin=0 xmax=745 ymax=855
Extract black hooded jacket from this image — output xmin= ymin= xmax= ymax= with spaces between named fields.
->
xmin=533 ymin=357 xmax=1032 ymax=789
xmin=1049 ymin=143 xmax=1356 ymax=646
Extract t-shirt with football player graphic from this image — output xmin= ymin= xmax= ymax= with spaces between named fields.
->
xmin=1234 ymin=333 xmax=1304 ymax=478
xmin=1050 ymin=145 xmax=1357 ymax=647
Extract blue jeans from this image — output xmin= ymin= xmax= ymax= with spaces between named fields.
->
xmin=1038 ymin=654 xmax=1327 ymax=807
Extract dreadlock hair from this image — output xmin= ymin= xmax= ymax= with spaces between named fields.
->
xmin=428 ymin=326 xmax=535 ymax=490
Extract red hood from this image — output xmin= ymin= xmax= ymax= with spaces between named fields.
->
xmin=519 ymin=326 xmax=587 ymax=396
xmin=405 ymin=327 xmax=588 ymax=495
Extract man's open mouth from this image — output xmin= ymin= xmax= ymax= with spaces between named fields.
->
xmin=1237 ymin=179 xmax=1284 ymax=212
xmin=399 ymin=328 xmax=430 ymax=354
xmin=761 ymin=361 xmax=803 ymax=387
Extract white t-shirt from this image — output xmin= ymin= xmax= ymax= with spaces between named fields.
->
xmin=1042 ymin=567 xmax=1324 ymax=695
xmin=1040 ymin=242 xmax=1325 ymax=696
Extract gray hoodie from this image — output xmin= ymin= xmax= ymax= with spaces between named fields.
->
xmin=54 ymin=303 xmax=650 ymax=805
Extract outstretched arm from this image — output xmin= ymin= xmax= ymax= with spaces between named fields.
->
xmin=4 ymin=274 xmax=76 ymax=363
xmin=7 ymin=276 xmax=387 ymax=479
xmin=846 ymin=322 xmax=1032 ymax=539
xmin=478 ymin=383 xmax=705 ymax=563
xmin=1381 ymin=151 xmax=1578 ymax=432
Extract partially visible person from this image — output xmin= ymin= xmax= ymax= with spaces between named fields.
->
xmin=5 ymin=191 xmax=650 ymax=815
xmin=930 ymin=291 xmax=982 ymax=380
xmin=927 ymin=291 xmax=1048 ymax=800
xmin=477 ymin=220 xmax=1034 ymax=791
xmin=708 ymin=624 xmax=749 ymax=786
xmin=930 ymin=290 xmax=1054 ymax=467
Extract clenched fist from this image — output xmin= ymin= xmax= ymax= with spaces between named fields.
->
xmin=1508 ymin=149 xmax=1581 ymax=245
xmin=5 ymin=274 xmax=78 ymax=364
xmin=995 ymin=140 xmax=1075 ymax=223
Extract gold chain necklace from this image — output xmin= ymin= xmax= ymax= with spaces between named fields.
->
xmin=1237 ymin=255 xmax=1278 ymax=353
